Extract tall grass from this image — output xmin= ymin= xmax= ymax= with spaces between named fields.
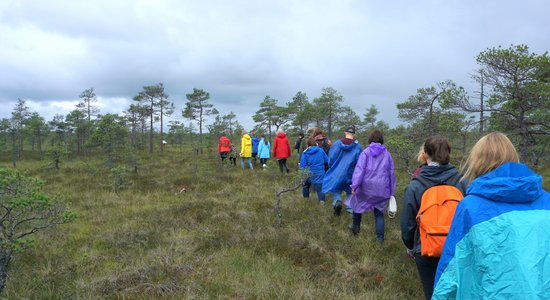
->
xmin=6 ymin=145 xmax=547 ymax=299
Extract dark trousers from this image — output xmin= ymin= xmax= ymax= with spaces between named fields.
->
xmin=220 ymin=152 xmax=228 ymax=161
xmin=351 ymin=209 xmax=384 ymax=241
xmin=278 ymin=159 xmax=289 ymax=173
xmin=302 ymin=180 xmax=325 ymax=201
xmin=260 ymin=158 xmax=268 ymax=165
xmin=414 ymin=253 xmax=440 ymax=300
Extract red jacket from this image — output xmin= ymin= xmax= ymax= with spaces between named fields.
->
xmin=273 ymin=132 xmax=291 ymax=159
xmin=218 ymin=136 xmax=231 ymax=153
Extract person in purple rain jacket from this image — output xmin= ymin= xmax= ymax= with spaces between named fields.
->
xmin=347 ymin=129 xmax=396 ymax=243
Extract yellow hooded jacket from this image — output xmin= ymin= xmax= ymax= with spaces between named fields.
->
xmin=240 ymin=134 xmax=252 ymax=157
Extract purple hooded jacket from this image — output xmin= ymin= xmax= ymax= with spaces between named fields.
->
xmin=347 ymin=143 xmax=396 ymax=213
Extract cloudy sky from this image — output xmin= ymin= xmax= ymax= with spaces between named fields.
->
xmin=1 ymin=0 xmax=549 ymax=130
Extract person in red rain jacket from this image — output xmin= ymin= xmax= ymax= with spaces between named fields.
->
xmin=273 ymin=129 xmax=291 ymax=173
xmin=218 ymin=134 xmax=232 ymax=162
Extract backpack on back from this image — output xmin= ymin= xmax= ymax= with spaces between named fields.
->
xmin=415 ymin=174 xmax=463 ymax=257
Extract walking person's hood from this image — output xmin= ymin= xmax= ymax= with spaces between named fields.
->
xmin=334 ymin=139 xmax=361 ymax=152
xmin=302 ymin=145 xmax=322 ymax=156
xmin=366 ymin=142 xmax=386 ymax=157
xmin=275 ymin=132 xmax=287 ymax=139
xmin=466 ymin=162 xmax=543 ymax=204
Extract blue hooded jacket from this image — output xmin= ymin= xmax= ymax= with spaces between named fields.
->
xmin=257 ymin=138 xmax=270 ymax=159
xmin=433 ymin=162 xmax=550 ymax=299
xmin=251 ymin=136 xmax=260 ymax=154
xmin=322 ymin=139 xmax=363 ymax=193
xmin=300 ymin=146 xmax=329 ymax=184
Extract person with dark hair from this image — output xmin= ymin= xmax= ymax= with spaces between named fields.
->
xmin=257 ymin=135 xmax=271 ymax=168
xmin=294 ymin=132 xmax=305 ymax=161
xmin=228 ymin=144 xmax=237 ymax=166
xmin=303 ymin=127 xmax=332 ymax=155
xmin=273 ymin=129 xmax=291 ymax=173
xmin=368 ymin=130 xmax=384 ymax=144
xmin=322 ymin=126 xmax=363 ymax=216
xmin=401 ymin=136 xmax=467 ymax=300
xmin=295 ymin=132 xmax=304 ymax=153
xmin=347 ymin=130 xmax=396 ymax=243
xmin=300 ymin=138 xmax=329 ymax=202
xmin=433 ymin=132 xmax=550 ymax=299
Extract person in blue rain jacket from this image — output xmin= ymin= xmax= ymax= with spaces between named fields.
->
xmin=433 ymin=132 xmax=550 ymax=299
xmin=300 ymin=139 xmax=329 ymax=202
xmin=322 ymin=126 xmax=363 ymax=216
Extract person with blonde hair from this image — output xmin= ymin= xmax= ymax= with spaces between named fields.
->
xmin=411 ymin=143 xmax=427 ymax=178
xmin=433 ymin=132 xmax=550 ymax=299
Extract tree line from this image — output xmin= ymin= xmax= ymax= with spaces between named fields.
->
xmin=1 ymin=44 xmax=548 ymax=170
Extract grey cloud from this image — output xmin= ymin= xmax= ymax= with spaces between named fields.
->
xmin=1 ymin=0 xmax=549 ymax=130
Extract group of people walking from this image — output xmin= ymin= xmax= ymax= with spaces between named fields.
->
xmin=299 ymin=126 xmax=395 ymax=245
xmin=399 ymin=132 xmax=549 ymax=299
xmin=220 ymin=127 xmax=550 ymax=299
xmin=302 ymin=130 xmax=550 ymax=299
xmin=217 ymin=129 xmax=292 ymax=173
xmin=425 ymin=133 xmax=550 ymax=299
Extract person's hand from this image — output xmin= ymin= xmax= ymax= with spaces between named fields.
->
xmin=351 ymin=189 xmax=356 ymax=196
xmin=406 ymin=248 xmax=415 ymax=259
xmin=240 ymin=153 xmax=243 ymax=157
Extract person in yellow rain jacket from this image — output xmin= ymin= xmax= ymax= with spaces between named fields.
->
xmin=240 ymin=131 xmax=253 ymax=170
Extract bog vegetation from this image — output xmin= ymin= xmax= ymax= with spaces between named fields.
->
xmin=0 ymin=44 xmax=548 ymax=298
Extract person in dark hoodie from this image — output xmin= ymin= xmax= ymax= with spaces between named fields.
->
xmin=273 ymin=129 xmax=291 ymax=173
xmin=433 ymin=132 xmax=550 ymax=299
xmin=322 ymin=126 xmax=363 ymax=216
xmin=300 ymin=138 xmax=329 ymax=203
xmin=294 ymin=132 xmax=304 ymax=161
xmin=294 ymin=132 xmax=304 ymax=153
xmin=400 ymin=136 xmax=467 ymax=300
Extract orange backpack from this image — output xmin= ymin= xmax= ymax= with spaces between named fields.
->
xmin=415 ymin=174 xmax=463 ymax=257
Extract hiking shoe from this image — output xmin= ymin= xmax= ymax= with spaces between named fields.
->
xmin=348 ymin=224 xmax=360 ymax=236
xmin=334 ymin=202 xmax=342 ymax=216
